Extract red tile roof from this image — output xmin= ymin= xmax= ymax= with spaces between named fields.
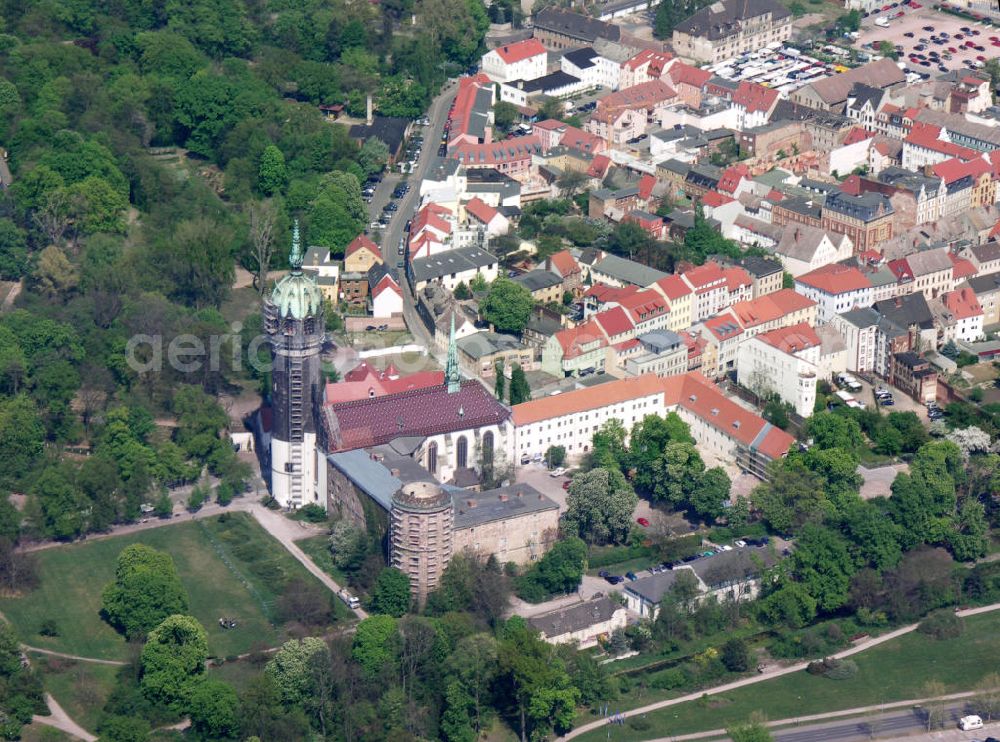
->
xmin=548 ymin=249 xmax=580 ymax=278
xmin=756 ymin=321 xmax=821 ymax=354
xmin=732 ymin=81 xmax=779 ymax=113
xmin=887 ymin=258 xmax=913 ymax=283
xmin=587 ymin=154 xmax=612 ymax=179
xmin=843 ymin=127 xmax=875 ymax=146
xmin=584 ymin=283 xmax=638 ymax=305
xmin=372 ymin=273 xmax=401 ymax=298
xmin=554 ymin=320 xmax=607 ymax=359
xmin=667 ymin=61 xmax=712 ymax=88
xmin=840 ymin=174 xmax=863 ymax=196
xmin=931 ymin=156 xmax=990 ymax=184
xmin=328 ymin=380 xmax=510 ymax=451
xmin=942 ymin=287 xmax=983 ymax=320
xmin=346 ymin=234 xmax=380 ymax=259
xmin=703 ymin=314 xmax=744 ymax=341
xmin=717 ymin=164 xmax=749 ymax=195
xmin=512 ymin=373 xmax=668 ymax=426
xmin=796 ymin=264 xmax=872 ymax=294
xmin=452 ymin=135 xmax=542 ymax=166
xmin=325 ymin=366 xmax=447 ymax=404
xmin=652 ymin=274 xmax=692 ymax=301
xmin=905 ymin=122 xmax=978 ymax=160
xmin=594 ymin=306 xmax=635 ymax=338
xmin=559 ymin=125 xmax=605 ymax=153
xmin=722 ymin=266 xmax=752 ymax=294
xmin=638 ymin=173 xmax=656 ymax=200
xmin=493 ymin=38 xmax=547 ymax=64
xmin=598 ymin=80 xmax=676 ymax=115
xmin=727 ymin=289 xmax=817 ymax=329
xmin=948 ymin=253 xmax=977 ymax=281
xmin=622 ymin=48 xmax=673 ymax=73
xmin=664 ymin=373 xmax=794 ymax=459
xmin=682 ymin=260 xmax=726 ymax=291
xmin=465 ymin=197 xmax=500 ymax=225
xmin=702 ymin=191 xmax=735 ymax=208
xmin=617 ymin=288 xmax=669 ymax=323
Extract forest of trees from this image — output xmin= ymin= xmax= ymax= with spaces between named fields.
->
xmin=0 ymin=0 xmax=491 ymax=549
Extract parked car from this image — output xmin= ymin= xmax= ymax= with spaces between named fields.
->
xmin=606 ymin=575 xmax=623 ymax=585
xmin=735 ymin=539 xmax=747 ymax=547
xmin=625 ymin=572 xmax=638 ymax=582
xmin=958 ymin=715 xmax=983 ymax=731
xmin=520 ymin=454 xmax=530 ymax=465
xmin=598 ymin=570 xmax=609 ymax=578
xmin=637 ymin=517 xmax=650 ymax=527
xmin=562 ymin=480 xmax=571 ymax=490
xmin=549 ymin=467 xmax=566 ymax=477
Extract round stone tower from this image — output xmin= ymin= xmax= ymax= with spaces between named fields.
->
xmin=390 ymin=481 xmax=454 ymax=608
xmin=264 ymin=222 xmax=325 ymax=509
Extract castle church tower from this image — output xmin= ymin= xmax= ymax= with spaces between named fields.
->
xmin=264 ymin=222 xmax=325 ymax=509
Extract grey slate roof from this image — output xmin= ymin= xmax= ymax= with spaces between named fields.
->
xmin=513 ymin=269 xmax=563 ymax=292
xmin=327 ymin=449 xmax=402 ymax=511
xmin=966 ymin=271 xmax=1000 ymax=294
xmin=517 ymin=70 xmax=581 ymax=94
xmin=968 ymin=242 xmax=1000 ymax=264
xmin=824 ymin=191 xmax=893 ymax=221
xmin=562 ymin=46 xmax=599 ymax=69
xmin=592 ymin=254 xmax=669 ymax=286
xmin=638 ymin=329 xmax=683 ymax=353
xmin=533 ymin=8 xmax=621 ymax=43
xmin=737 ymin=256 xmax=783 ymax=278
xmin=776 ymin=225 xmax=839 ymax=262
xmin=410 ymin=246 xmax=498 ymax=284
xmin=528 ymin=597 xmax=622 ymax=637
xmin=838 ymin=306 xmax=881 ymax=329
xmin=456 ymin=331 xmax=527 ymax=359
xmin=873 ymin=292 xmax=935 ymax=331
xmin=674 ymin=0 xmax=789 ymax=41
xmin=451 ymin=482 xmax=558 ymax=528
xmin=624 ymin=569 xmax=683 ymax=604
xmin=687 ymin=546 xmax=778 ymax=589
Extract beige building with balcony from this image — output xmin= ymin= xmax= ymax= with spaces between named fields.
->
xmin=736 ymin=322 xmax=820 ymax=417
xmin=672 ymin=0 xmax=792 ymax=64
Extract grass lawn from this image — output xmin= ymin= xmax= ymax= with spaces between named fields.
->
xmin=573 ymin=611 xmax=1000 ymax=741
xmin=33 ymin=657 xmax=120 ymax=735
xmin=0 ymin=513 xmax=339 ymax=661
xmin=295 ymin=534 xmax=360 ymax=596
xmin=209 ymin=656 xmax=269 ymax=693
xmin=18 ymin=725 xmax=73 ymax=742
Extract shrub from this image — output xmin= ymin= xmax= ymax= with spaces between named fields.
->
xmin=38 ymin=619 xmax=59 ymax=637
xmin=297 ymin=503 xmax=327 ymax=523
xmin=823 ymin=658 xmax=858 ymax=680
xmin=650 ymin=667 xmax=687 ymax=690
xmin=627 ymin=716 xmax=651 ymax=732
xmin=721 ymin=638 xmax=752 ymax=672
xmin=918 ymin=610 xmax=964 ymax=640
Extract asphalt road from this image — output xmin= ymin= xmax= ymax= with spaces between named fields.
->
xmin=774 ymin=704 xmax=968 ymax=742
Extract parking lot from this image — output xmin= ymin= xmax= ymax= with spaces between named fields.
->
xmin=857 ymin=5 xmax=997 ymax=77
xmin=707 ymin=44 xmax=845 ymax=96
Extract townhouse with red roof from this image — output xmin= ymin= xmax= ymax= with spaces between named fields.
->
xmin=371 ymin=271 xmax=403 ymax=319
xmin=325 ymin=361 xmax=445 ymax=405
xmin=408 ymin=203 xmax=454 ymax=259
xmin=716 ymin=164 xmax=751 ymax=199
xmin=541 ymin=319 xmax=609 ymax=377
xmin=931 ymin=156 xmax=995 ymax=213
xmin=651 ymin=274 xmax=694 ymax=332
xmin=736 ymin=322 xmax=821 ymax=417
xmin=619 ymin=49 xmax=675 ymax=89
xmin=545 ymin=250 xmax=583 ymax=294
xmin=623 ymin=210 xmax=665 ymax=240
xmin=463 ymin=197 xmax=509 ymax=237
xmin=532 ymin=119 xmax=606 ymax=155
xmin=948 ymin=252 xmax=977 ymax=289
xmin=664 ymin=62 xmax=712 ymax=108
xmin=450 ymin=135 xmax=542 ymax=181
xmin=731 ymin=81 xmax=779 ymax=130
xmin=902 ymin=122 xmax=978 ymax=171
xmin=887 ymin=247 xmax=953 ymax=301
xmin=593 ymin=306 xmax=636 ymax=346
xmin=448 ymin=74 xmax=494 ymax=149
xmin=698 ymin=313 xmax=744 ymax=378
xmin=794 ymin=264 xmax=874 ymax=324
xmin=584 ymin=80 xmax=677 ymax=146
xmin=481 ymin=39 xmax=548 ymax=84
xmin=616 ymin=288 xmax=672 ymax=334
xmin=344 ymin=234 xmax=383 ymax=274
xmin=725 ymin=289 xmax=818 ymax=339
xmin=937 ymin=287 xmax=984 ymax=343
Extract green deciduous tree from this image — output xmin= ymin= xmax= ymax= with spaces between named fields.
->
xmin=498 ymin=618 xmax=581 ymax=741
xmin=789 ymin=524 xmax=856 ymax=613
xmin=265 ymin=637 xmax=329 ymax=705
xmin=257 ymin=145 xmax=287 ymax=195
xmin=509 ymin=363 xmax=530 ymax=405
xmin=646 ymin=441 xmax=705 ymax=508
xmin=308 ymin=171 xmax=366 ymax=253
xmin=0 ymin=219 xmax=29 ymax=280
xmin=140 ymin=614 xmax=208 ymax=707
xmin=481 ymin=279 xmax=533 ymax=334
xmin=563 ymin=467 xmax=638 ymax=545
xmin=516 ymin=537 xmax=586 ymax=602
xmin=102 ymin=544 xmax=189 ymax=639
xmin=352 ymin=614 xmax=399 ymax=679
xmin=187 ymin=678 xmax=240 ymax=740
xmin=369 ymin=567 xmax=412 ymax=616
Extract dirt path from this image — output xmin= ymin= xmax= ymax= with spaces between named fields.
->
xmin=562 ymin=602 xmax=1000 ymax=739
xmin=31 ymin=693 xmax=97 ymax=742
xmin=16 ymin=499 xmax=366 ymax=620
xmin=23 ymin=646 xmax=127 ymax=666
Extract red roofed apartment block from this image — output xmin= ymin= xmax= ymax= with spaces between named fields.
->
xmin=594 ymin=306 xmax=636 ymax=344
xmin=941 ymin=287 xmax=984 ymax=342
xmin=481 ymin=38 xmax=547 ymax=83
xmin=546 ymin=249 xmax=583 ymax=293
xmin=620 ymin=49 xmax=675 ymax=88
xmin=449 ymin=74 xmax=494 ymax=149
xmin=586 ymin=80 xmax=677 ymax=146
xmin=450 ymin=135 xmax=542 ymax=180
xmin=904 ymin=121 xmax=978 ymax=168
xmin=666 ymin=61 xmax=713 ymax=108
xmin=464 ymin=197 xmax=509 ymax=236
xmin=372 ymin=273 xmax=403 ymax=319
xmin=717 ymin=164 xmax=750 ymax=196
xmin=532 ymin=119 xmax=605 ymax=155
xmin=587 ymin=154 xmax=612 ymax=180
xmin=732 ymin=81 xmax=780 ymax=128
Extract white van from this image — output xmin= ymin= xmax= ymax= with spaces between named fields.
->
xmin=958 ymin=715 xmax=983 ymax=731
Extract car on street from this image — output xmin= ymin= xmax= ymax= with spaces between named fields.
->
xmin=637 ymin=517 xmax=650 ymax=527
xmin=735 ymin=539 xmax=747 ymax=547
xmin=598 ymin=569 xmax=609 ymax=578
xmin=605 ymin=574 xmax=623 ymax=585
xmin=520 ymin=454 xmax=530 ymax=465
xmin=625 ymin=572 xmax=637 ymax=581
xmin=562 ymin=480 xmax=571 ymax=490
xmin=549 ymin=467 xmax=566 ymax=477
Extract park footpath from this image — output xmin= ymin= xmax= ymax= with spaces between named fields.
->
xmin=562 ymin=603 xmax=1000 ymax=740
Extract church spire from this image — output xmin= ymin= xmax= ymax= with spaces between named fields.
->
xmin=289 ymin=219 xmax=303 ymax=273
xmin=446 ymin=313 xmax=461 ymax=393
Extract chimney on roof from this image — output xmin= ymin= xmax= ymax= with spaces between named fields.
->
xmin=390 ymin=468 xmax=400 ymax=477
xmin=467 ymin=499 xmax=476 ymax=508
xmin=498 ymin=494 xmax=508 ymax=502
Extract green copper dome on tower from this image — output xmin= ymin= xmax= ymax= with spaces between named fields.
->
xmin=270 ymin=221 xmax=324 ymax=319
